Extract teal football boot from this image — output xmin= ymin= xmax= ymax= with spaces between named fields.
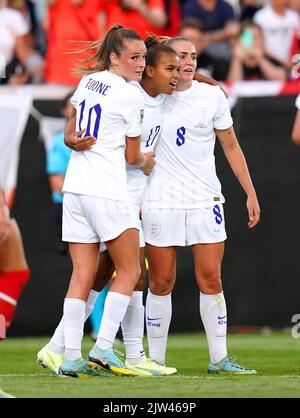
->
xmin=208 ymin=356 xmax=257 ymax=375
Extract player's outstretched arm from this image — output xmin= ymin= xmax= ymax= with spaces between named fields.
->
xmin=216 ymin=126 xmax=260 ymax=229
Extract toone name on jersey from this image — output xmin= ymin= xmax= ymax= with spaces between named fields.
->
xmin=85 ymin=77 xmax=111 ymax=96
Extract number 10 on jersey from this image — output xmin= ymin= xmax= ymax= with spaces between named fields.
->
xmin=78 ymin=100 xmax=102 ymax=138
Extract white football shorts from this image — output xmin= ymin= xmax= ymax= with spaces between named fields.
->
xmin=99 ymin=203 xmax=145 ymax=253
xmin=142 ymin=204 xmax=227 ymax=247
xmin=63 ymin=192 xmax=139 ymax=243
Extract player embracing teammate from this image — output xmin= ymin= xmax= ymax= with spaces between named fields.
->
xmin=37 ymin=29 xmax=260 ymax=378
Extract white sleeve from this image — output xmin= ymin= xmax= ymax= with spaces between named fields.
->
xmin=296 ymin=13 xmax=300 ymax=37
xmin=296 ymin=94 xmax=300 ymax=110
xmin=70 ymin=76 xmax=87 ymax=108
xmin=70 ymin=88 xmax=78 ymax=108
xmin=11 ymin=10 xmax=29 ymax=37
xmin=123 ymin=87 xmax=144 ymax=138
xmin=213 ymin=88 xmax=233 ymax=130
xmin=253 ymin=9 xmax=262 ymax=28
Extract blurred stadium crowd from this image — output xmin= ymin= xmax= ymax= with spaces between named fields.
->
xmin=0 ymin=0 xmax=299 ymax=86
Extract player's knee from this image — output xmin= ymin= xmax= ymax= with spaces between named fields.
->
xmin=129 ymin=263 xmax=141 ymax=283
xmin=69 ymin=270 xmax=96 ymax=295
xmin=149 ymin=274 xmax=174 ymax=296
xmin=134 ymin=265 xmax=142 ymax=284
xmin=119 ymin=264 xmax=141 ymax=286
xmin=198 ymin=270 xmax=222 ymax=294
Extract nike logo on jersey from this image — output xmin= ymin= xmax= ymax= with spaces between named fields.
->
xmin=217 ymin=315 xmax=227 ymax=320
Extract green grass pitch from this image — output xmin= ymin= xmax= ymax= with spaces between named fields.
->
xmin=0 ymin=332 xmax=299 ymax=398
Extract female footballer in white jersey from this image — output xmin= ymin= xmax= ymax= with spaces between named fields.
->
xmin=142 ymin=37 xmax=261 ymax=375
xmin=37 ymin=41 xmax=181 ymax=378
xmin=37 ymin=25 xmax=156 ymax=378
xmin=91 ymin=41 xmax=181 ymax=377
xmin=72 ymin=39 xmax=222 ymax=376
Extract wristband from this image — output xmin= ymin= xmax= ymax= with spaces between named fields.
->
xmin=135 ymin=153 xmax=147 ymax=169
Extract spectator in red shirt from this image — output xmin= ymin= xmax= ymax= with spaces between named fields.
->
xmin=44 ymin=0 xmax=102 ymax=86
xmin=157 ymin=0 xmax=181 ymax=37
xmin=102 ymin=0 xmax=167 ymax=39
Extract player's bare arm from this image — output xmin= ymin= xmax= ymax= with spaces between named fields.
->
xmin=291 ymin=109 xmax=300 ymax=145
xmin=216 ymin=126 xmax=260 ymax=229
xmin=64 ymin=113 xmax=97 ymax=152
xmin=125 ymin=135 xmax=156 ymax=176
xmin=193 ymin=72 xmax=228 ymax=97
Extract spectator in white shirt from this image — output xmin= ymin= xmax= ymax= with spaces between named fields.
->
xmin=0 ymin=0 xmax=43 ymax=84
xmin=254 ymin=0 xmax=300 ymax=72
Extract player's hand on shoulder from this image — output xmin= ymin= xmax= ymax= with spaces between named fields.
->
xmin=142 ymin=151 xmax=156 ymax=176
xmin=64 ymin=129 xmax=96 ymax=151
xmin=193 ymin=73 xmax=228 ymax=97
xmin=217 ymin=83 xmax=228 ymax=98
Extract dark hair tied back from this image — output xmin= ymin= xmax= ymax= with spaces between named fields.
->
xmin=144 ymin=33 xmax=162 ymax=49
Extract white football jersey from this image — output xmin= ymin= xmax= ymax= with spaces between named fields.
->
xmin=63 ymin=71 xmax=144 ymax=201
xmin=0 ymin=162 xmax=4 ymax=189
xmin=296 ymin=94 xmax=300 ymax=110
xmin=126 ymin=81 xmax=165 ymax=205
xmin=142 ymin=82 xmax=233 ymax=210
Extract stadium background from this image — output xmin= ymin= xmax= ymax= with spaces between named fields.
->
xmin=5 ymin=88 xmax=299 ymax=336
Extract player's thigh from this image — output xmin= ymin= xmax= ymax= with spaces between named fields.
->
xmin=191 ymin=242 xmax=225 ymax=291
xmin=0 ymin=219 xmax=28 ymax=271
xmin=67 ymin=242 xmax=100 ymax=299
xmin=105 ymin=228 xmax=140 ymax=278
xmin=69 ymin=242 xmax=100 ymax=279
